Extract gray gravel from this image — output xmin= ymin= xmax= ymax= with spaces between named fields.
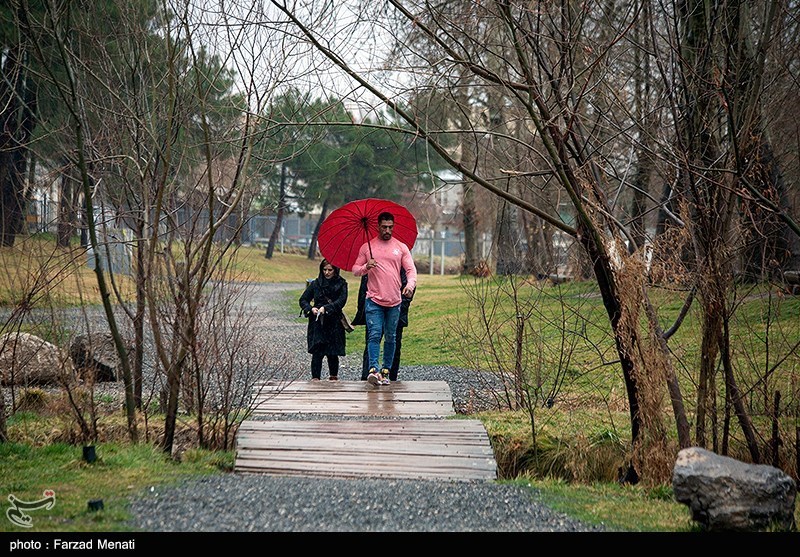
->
xmin=128 ymin=475 xmax=606 ymax=532
xmin=122 ymin=282 xmax=608 ymax=533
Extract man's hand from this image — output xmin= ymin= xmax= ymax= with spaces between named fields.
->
xmin=366 ymin=258 xmax=377 ymax=270
xmin=402 ymin=286 xmax=414 ymax=298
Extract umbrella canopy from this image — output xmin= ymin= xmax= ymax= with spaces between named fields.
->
xmin=317 ymin=198 xmax=418 ymax=271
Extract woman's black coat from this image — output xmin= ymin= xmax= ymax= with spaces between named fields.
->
xmin=299 ymin=275 xmax=348 ymax=355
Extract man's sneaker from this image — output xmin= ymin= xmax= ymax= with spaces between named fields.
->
xmin=367 ymin=368 xmax=381 ymax=386
xmin=379 ymin=369 xmax=391 ymax=385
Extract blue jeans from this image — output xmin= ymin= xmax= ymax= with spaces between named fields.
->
xmin=365 ymin=298 xmax=401 ymax=372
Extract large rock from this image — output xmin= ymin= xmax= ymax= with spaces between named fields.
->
xmin=0 ymin=332 xmax=74 ymax=386
xmin=673 ymin=446 xmax=797 ymax=531
xmin=69 ymin=333 xmax=129 ymax=382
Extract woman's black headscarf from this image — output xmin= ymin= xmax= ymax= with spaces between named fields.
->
xmin=316 ymin=259 xmax=342 ymax=298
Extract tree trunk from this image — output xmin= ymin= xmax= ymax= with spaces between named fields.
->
xmin=644 ymin=298 xmax=692 ymax=448
xmin=133 ymin=226 xmax=147 ymax=408
xmin=57 ymin=166 xmax=77 ymax=248
xmin=456 ymin=78 xmax=480 ymax=275
xmin=0 ymin=383 xmax=6 ymax=442
xmin=792 ymin=373 xmax=800 ymax=479
xmin=578 ymin=226 xmax=644 ymax=483
xmin=266 ymin=164 xmax=288 ymax=259
xmin=720 ymin=316 xmax=761 ymax=462
xmin=537 ymin=218 xmax=557 ymax=275
xmin=771 ymin=390 xmax=781 ymax=468
xmin=162 ymin=265 xmax=191 ymax=454
xmin=162 ymin=358 xmax=183 ymax=454
xmin=308 ymin=197 xmax=328 ymax=260
xmin=0 ymin=43 xmax=30 ymax=248
xmin=495 ymin=196 xmax=521 ymax=276
xmin=695 ymin=306 xmax=721 ymax=448
xmin=82 ymin=175 xmax=138 ymax=442
xmin=520 ymin=211 xmax=553 ymax=276
xmin=461 ymin=182 xmax=479 ymax=274
xmin=629 ymin=3 xmax=652 ymax=255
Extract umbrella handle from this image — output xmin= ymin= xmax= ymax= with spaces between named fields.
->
xmin=362 ymin=218 xmax=373 ymax=261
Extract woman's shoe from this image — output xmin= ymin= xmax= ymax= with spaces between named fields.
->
xmin=329 ymin=376 xmax=339 ymax=381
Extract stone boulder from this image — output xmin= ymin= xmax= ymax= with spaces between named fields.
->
xmin=672 ymin=446 xmax=797 ymax=531
xmin=0 ymin=332 xmax=74 ymax=386
xmin=69 ymin=333 xmax=130 ymax=382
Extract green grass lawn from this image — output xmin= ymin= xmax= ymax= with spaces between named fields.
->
xmin=0 ymin=441 xmax=231 ymax=532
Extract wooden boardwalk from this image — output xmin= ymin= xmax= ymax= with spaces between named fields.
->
xmin=250 ymin=379 xmax=455 ymax=417
xmin=234 ymin=380 xmax=498 ymax=482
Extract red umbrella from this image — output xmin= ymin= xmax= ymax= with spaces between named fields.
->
xmin=317 ymin=198 xmax=418 ymax=271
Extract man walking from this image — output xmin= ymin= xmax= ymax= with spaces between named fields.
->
xmin=354 ymin=268 xmax=414 ymax=382
xmin=352 ymin=211 xmax=417 ymax=386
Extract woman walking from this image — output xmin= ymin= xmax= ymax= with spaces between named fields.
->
xmin=299 ymin=259 xmax=349 ymax=380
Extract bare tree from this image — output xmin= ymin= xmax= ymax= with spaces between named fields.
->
xmin=11 ymin=0 xmax=298 ymax=454
xmin=267 ymin=0 xmax=799 ymax=482
xmin=265 ymin=164 xmax=289 ymax=259
xmin=0 ymin=5 xmax=35 ymax=248
xmin=268 ymin=0 xmax=672 ymax=482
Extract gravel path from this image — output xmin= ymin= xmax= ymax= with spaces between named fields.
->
xmin=121 ymin=282 xmax=608 ymax=533
xmin=129 ymin=475 xmax=605 ymax=532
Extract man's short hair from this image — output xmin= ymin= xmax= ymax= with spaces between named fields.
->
xmin=378 ymin=211 xmax=395 ymax=223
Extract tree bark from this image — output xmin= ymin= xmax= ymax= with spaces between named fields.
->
xmin=309 ymin=197 xmax=328 ymax=260
xmin=266 ymin=164 xmax=288 ymax=259
xmin=57 ymin=164 xmax=78 ymax=248
xmin=133 ymin=224 xmax=147 ymax=409
xmin=720 ymin=316 xmax=761 ymax=462
xmin=629 ymin=0 xmax=652 ymax=255
xmin=0 ymin=43 xmax=30 ymax=247
xmin=0 ymin=383 xmax=6 ymax=442
xmin=578 ymin=223 xmax=643 ymax=483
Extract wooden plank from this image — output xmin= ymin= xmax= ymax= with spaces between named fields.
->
xmin=235 ymin=458 xmax=497 ymax=478
xmin=234 ymin=381 xmax=498 ymax=481
xmin=235 ymin=436 xmax=494 ymax=456
xmin=236 ymin=419 xmax=493 ymax=440
xmin=254 ymin=392 xmax=452 ymax=401
xmin=234 ymin=418 xmax=497 ymax=481
xmin=252 ymin=403 xmax=453 ymax=417
xmin=253 ymin=393 xmax=453 ymax=404
xmin=235 ymin=462 xmax=494 ymax=482
xmin=250 ymin=380 xmax=456 ymax=418
xmin=237 ymin=420 xmax=493 ymax=443
xmin=237 ymin=430 xmax=492 ymax=452
xmin=239 ymin=419 xmax=487 ymax=433
xmin=235 ymin=448 xmax=496 ymax=468
xmin=254 ymin=380 xmax=452 ymax=392
xmin=234 ymin=456 xmax=496 ymax=480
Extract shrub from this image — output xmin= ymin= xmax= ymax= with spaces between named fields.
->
xmin=16 ymin=388 xmax=49 ymax=412
xmin=491 ymin=428 xmax=628 ymax=483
